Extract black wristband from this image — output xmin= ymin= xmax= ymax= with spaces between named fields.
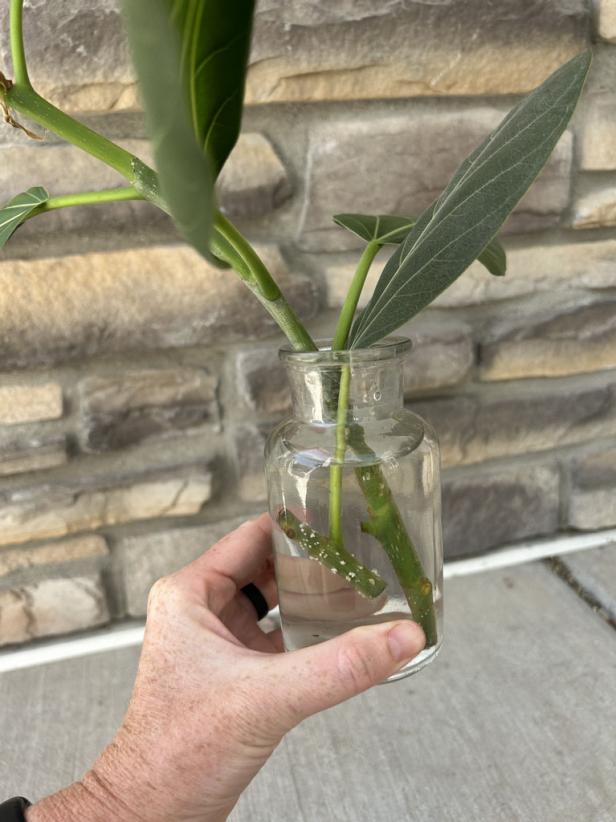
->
xmin=240 ymin=582 xmax=269 ymax=620
xmin=0 ymin=798 xmax=31 ymax=821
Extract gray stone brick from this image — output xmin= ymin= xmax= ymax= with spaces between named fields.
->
xmin=442 ymin=464 xmax=560 ymax=558
xmin=0 ymin=437 xmax=68 ymax=477
xmin=411 ymin=379 xmax=616 ymax=468
xmin=479 ymin=297 xmax=616 ymax=381
xmin=117 ymin=516 xmax=249 ymax=617
xmin=0 ymin=1 xmax=588 ymax=112
xmin=79 ymin=367 xmax=219 ymax=452
xmin=233 ymin=424 xmax=268 ymax=503
xmin=298 ymin=110 xmax=572 ymax=251
xmin=567 ymin=447 xmax=616 ymax=530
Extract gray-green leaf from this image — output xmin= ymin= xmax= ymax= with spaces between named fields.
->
xmin=334 ymin=212 xmax=507 ymax=276
xmin=350 ymin=50 xmax=591 ymax=349
xmin=0 ymin=187 xmax=48 ymax=250
xmin=122 ymin=0 xmax=217 ymax=264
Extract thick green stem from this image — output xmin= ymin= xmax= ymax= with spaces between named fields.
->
xmin=332 ymin=240 xmax=380 ymax=351
xmin=278 ymin=510 xmax=386 ymax=599
xmin=6 ymin=85 xmax=149 ymax=183
xmin=348 ymin=424 xmax=438 ymax=647
xmin=213 ymin=212 xmax=317 ymax=352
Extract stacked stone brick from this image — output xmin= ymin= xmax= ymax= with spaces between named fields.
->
xmin=0 ymin=0 xmax=615 ymax=645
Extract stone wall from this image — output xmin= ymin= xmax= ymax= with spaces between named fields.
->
xmin=0 ymin=0 xmax=615 ymax=646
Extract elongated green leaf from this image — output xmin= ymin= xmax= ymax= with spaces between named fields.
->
xmin=122 ymin=0 xmax=216 ymax=263
xmin=172 ymin=0 xmax=255 ymax=177
xmin=350 ymin=50 xmax=591 ymax=349
xmin=0 ymin=187 xmax=48 ymax=250
xmin=334 ymin=212 xmax=507 ymax=277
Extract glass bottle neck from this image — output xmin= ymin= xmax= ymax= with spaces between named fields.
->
xmin=285 ymin=360 xmax=405 ymax=424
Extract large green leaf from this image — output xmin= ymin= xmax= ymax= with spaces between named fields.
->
xmin=172 ymin=0 xmax=255 ymax=177
xmin=334 ymin=212 xmax=507 ymax=276
xmin=122 ymin=0 xmax=217 ymax=263
xmin=350 ymin=51 xmax=591 ymax=349
xmin=0 ymin=187 xmax=48 ymax=250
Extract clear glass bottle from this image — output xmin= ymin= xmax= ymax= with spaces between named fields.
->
xmin=265 ymin=337 xmax=443 ymax=681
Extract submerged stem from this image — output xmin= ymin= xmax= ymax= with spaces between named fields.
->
xmin=278 ymin=510 xmax=386 ymax=599
xmin=348 ymin=424 xmax=438 ymax=647
xmin=328 ymin=364 xmax=351 ymax=544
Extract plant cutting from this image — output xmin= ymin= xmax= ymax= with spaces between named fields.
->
xmin=0 ymin=0 xmax=590 ymax=679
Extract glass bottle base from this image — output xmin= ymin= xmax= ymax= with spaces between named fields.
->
xmin=382 ymin=641 xmax=442 ymax=683
xmin=281 ymin=618 xmax=442 ymax=684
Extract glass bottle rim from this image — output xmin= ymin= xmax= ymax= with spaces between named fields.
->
xmin=279 ymin=335 xmax=411 ymax=366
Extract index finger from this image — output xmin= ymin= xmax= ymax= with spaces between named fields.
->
xmin=175 ymin=513 xmax=274 ymax=612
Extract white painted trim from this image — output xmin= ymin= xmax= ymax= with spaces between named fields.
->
xmin=1 ymin=528 xmax=615 ymax=674
xmin=0 ymin=625 xmax=145 ymax=673
xmin=444 ymin=528 xmax=616 ymax=579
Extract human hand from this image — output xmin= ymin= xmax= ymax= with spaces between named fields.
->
xmin=28 ymin=514 xmax=425 ymax=822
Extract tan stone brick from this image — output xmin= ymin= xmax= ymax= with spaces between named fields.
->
xmin=0 ymin=468 xmax=212 ymax=548
xmin=0 ymin=535 xmax=108 ymax=577
xmin=0 ymin=244 xmax=317 ymax=368
xmin=596 ymin=0 xmax=616 ymax=42
xmin=0 ymin=438 xmax=68 ymax=477
xmin=0 ymin=575 xmax=109 ymax=646
xmin=479 ymin=298 xmax=616 ymax=381
xmin=0 ymin=384 xmax=63 ymax=426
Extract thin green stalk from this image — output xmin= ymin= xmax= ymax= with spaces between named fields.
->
xmin=328 ymin=241 xmax=380 ymax=546
xmin=328 ymin=364 xmax=351 ymax=543
xmin=9 ymin=0 xmax=29 ymax=86
xmin=332 ymin=240 xmax=380 ymax=351
xmin=31 ymin=187 xmax=144 ymax=217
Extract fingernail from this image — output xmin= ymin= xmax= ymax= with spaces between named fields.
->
xmin=387 ymin=622 xmax=425 ymax=662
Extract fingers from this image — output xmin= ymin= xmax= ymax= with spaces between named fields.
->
xmin=263 ymin=620 xmax=425 ymax=727
xmin=174 ymin=513 xmax=273 ymax=612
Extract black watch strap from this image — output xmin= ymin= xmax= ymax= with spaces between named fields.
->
xmin=0 ymin=798 xmax=31 ymax=821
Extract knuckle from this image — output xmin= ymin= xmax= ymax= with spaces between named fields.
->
xmin=146 ymin=574 xmax=178 ymax=613
xmin=337 ymin=638 xmax=378 ymax=692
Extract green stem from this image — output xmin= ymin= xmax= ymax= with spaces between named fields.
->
xmin=9 ymin=0 xmax=29 ymax=87
xmin=213 ymin=212 xmax=317 ymax=352
xmin=332 ymin=240 xmax=380 ymax=351
xmin=278 ymin=510 xmax=387 ymax=599
xmin=6 ymin=85 xmax=147 ymax=183
xmin=328 ymin=365 xmax=350 ymax=544
xmin=31 ymin=187 xmax=144 ymax=216
xmin=348 ymin=424 xmax=438 ymax=647
xmin=328 ymin=242 xmax=380 ymax=546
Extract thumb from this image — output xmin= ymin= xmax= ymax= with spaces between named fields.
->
xmin=268 ymin=620 xmax=425 ymax=726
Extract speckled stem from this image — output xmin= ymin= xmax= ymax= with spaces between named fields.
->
xmin=277 ymin=510 xmax=387 ymax=599
xmin=348 ymin=424 xmax=438 ymax=647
